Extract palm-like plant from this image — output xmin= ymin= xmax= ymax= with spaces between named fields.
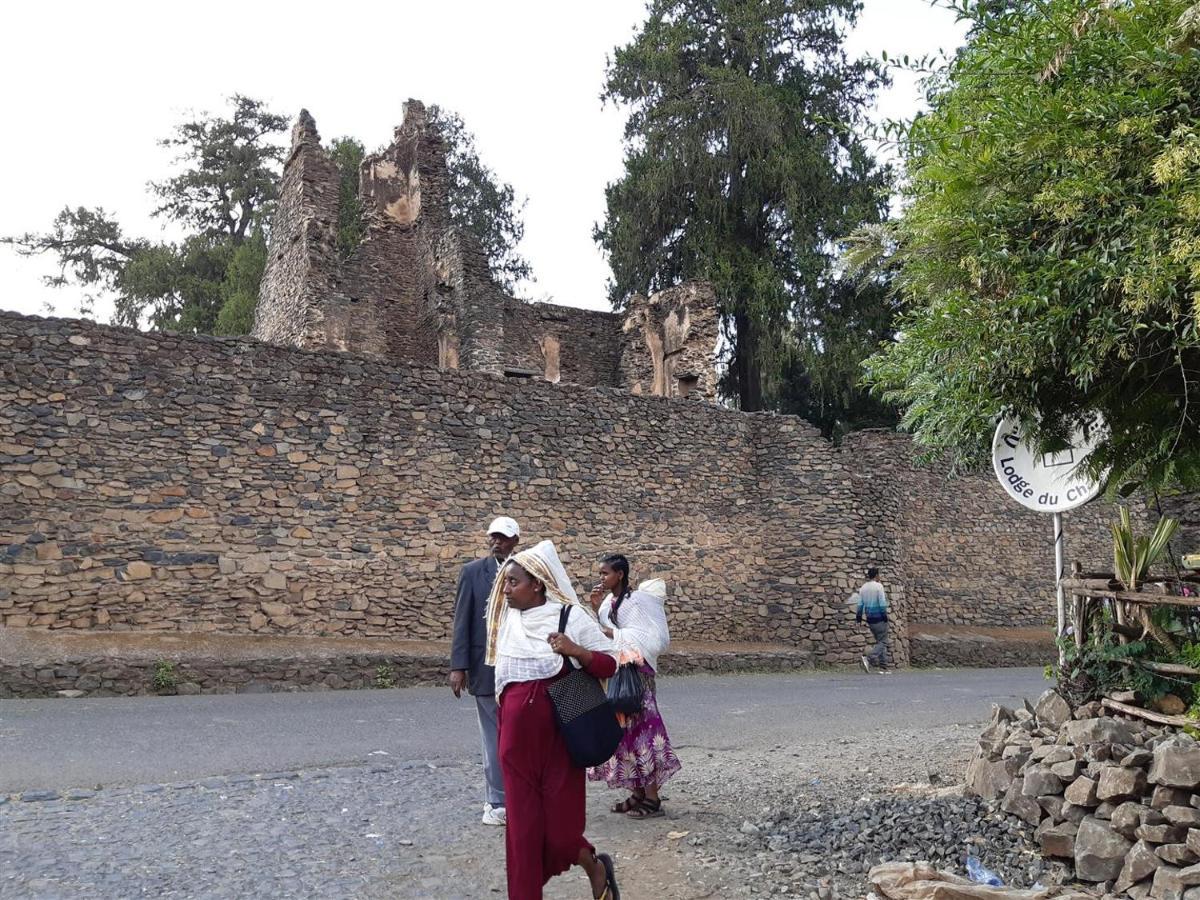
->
xmin=1112 ymin=507 xmax=1181 ymax=654
xmin=1112 ymin=508 xmax=1179 ymax=592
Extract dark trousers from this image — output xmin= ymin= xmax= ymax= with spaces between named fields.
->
xmin=867 ymin=621 xmax=889 ymax=668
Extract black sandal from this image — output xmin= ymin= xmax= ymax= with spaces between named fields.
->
xmin=596 ymin=852 xmax=620 ymax=900
xmin=611 ymin=794 xmax=642 ymax=814
xmin=625 ymin=797 xmax=664 ymax=819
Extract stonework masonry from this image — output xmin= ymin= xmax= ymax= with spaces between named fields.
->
xmin=0 ymin=310 xmax=1159 ymax=669
xmin=251 ymin=101 xmax=721 ymax=401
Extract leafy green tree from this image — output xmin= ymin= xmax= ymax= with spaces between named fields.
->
xmin=859 ymin=0 xmax=1200 ymax=491
xmin=429 ymin=105 xmax=533 ymax=294
xmin=4 ymin=95 xmax=287 ymax=332
xmin=595 ymin=0 xmax=890 ymax=412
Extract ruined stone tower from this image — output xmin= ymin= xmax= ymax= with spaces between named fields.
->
xmin=254 ymin=100 xmax=720 ymax=399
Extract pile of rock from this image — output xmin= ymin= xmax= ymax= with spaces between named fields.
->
xmin=749 ymin=794 xmax=1043 ymax=883
xmin=967 ymin=688 xmax=1200 ymax=898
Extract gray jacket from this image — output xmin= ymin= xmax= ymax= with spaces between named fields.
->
xmin=450 ymin=555 xmax=500 ymax=696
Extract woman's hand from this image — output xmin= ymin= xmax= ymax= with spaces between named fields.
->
xmin=588 ymin=583 xmax=606 ymax=612
xmin=547 ymin=631 xmax=583 ymax=658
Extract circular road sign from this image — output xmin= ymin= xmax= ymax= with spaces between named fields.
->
xmin=992 ymin=416 xmax=1104 ymax=513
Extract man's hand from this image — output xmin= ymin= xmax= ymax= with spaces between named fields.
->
xmin=449 ymin=669 xmax=468 ymax=698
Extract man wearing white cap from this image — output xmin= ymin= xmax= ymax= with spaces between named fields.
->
xmin=450 ymin=515 xmax=519 ymax=826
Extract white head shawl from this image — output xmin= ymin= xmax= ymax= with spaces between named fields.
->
xmin=485 ymin=539 xmax=580 ymax=665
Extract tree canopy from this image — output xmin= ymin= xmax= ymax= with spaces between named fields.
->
xmin=3 ymin=95 xmax=287 ymax=333
xmin=595 ymin=0 xmax=892 ymax=417
xmin=4 ymin=99 xmax=532 ymax=331
xmin=429 ymin=105 xmax=533 ymax=294
xmin=860 ymin=0 xmax=1200 ymax=492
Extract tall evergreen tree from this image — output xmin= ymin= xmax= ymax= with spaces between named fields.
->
xmin=596 ymin=0 xmax=890 ymax=412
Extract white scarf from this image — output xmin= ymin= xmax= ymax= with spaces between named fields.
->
xmin=497 ymin=602 xmax=566 ymax=660
xmin=485 ymin=539 xmax=582 ymax=665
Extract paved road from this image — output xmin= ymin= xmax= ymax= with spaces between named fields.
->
xmin=0 ymin=667 xmax=1046 ymax=793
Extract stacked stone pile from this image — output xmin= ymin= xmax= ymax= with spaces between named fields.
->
xmin=966 ymin=688 xmax=1200 ymax=898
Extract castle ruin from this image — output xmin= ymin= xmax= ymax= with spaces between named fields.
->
xmin=252 ymin=100 xmax=720 ymax=401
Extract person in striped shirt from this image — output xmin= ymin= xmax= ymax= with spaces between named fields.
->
xmin=855 ymin=567 xmax=890 ymax=673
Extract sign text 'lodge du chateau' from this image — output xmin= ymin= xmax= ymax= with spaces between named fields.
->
xmin=991 ymin=416 xmax=1104 ymax=514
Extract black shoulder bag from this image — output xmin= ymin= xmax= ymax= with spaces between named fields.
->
xmin=546 ymin=605 xmax=624 ymax=768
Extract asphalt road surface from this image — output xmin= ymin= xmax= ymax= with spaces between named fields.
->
xmin=0 ymin=667 xmax=1046 ymax=793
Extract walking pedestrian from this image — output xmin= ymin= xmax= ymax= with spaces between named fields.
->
xmin=856 ymin=566 xmax=891 ymax=673
xmin=449 ymin=515 xmax=520 ymax=826
xmin=587 ymin=555 xmax=680 ymax=819
xmin=486 ymin=539 xmax=622 ymax=900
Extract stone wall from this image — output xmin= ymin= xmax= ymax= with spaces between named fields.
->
xmin=2 ymin=310 xmax=1164 ymax=662
xmin=619 ymin=282 xmax=721 ymax=401
xmin=500 ymin=300 xmax=621 ymax=386
xmin=843 ymin=432 xmax=1120 ymax=629
xmin=0 ymin=641 xmax=815 ymax=699
xmin=1 ymin=311 xmax=887 ymax=665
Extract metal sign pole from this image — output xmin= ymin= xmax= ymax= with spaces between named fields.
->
xmin=1054 ymin=511 xmax=1065 ymax=665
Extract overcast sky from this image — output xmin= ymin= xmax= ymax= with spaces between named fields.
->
xmin=0 ymin=1 xmax=968 ymax=323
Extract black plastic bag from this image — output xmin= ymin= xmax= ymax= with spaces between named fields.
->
xmin=606 ymin=662 xmax=645 ymax=715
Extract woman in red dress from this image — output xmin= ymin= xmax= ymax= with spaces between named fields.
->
xmin=485 ymin=539 xmax=622 ymax=900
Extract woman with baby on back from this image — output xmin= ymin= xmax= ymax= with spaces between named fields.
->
xmin=586 ymin=553 xmax=682 ymax=820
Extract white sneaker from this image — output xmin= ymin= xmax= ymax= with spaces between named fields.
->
xmin=861 ymin=656 xmax=871 ymax=674
xmin=482 ymin=803 xmax=507 ymax=826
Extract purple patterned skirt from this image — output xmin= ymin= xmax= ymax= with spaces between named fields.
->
xmin=588 ymin=665 xmax=682 ymax=791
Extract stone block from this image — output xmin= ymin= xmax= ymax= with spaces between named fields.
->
xmin=1065 ymin=775 xmax=1100 ymax=808
xmin=1064 ymin=718 xmax=1135 ymax=746
xmin=1075 ymin=816 xmax=1133 ymax=882
xmin=1051 ymin=759 xmax=1083 ymax=780
xmin=1166 ymin=807 xmax=1200 ymax=829
xmin=1035 ymin=689 xmax=1072 ymax=729
xmin=1140 ymin=824 xmax=1191 ymax=844
xmin=965 ymin=755 xmax=1012 ymax=801
xmin=1022 ymin=765 xmax=1064 ymax=797
xmin=1114 ymin=801 xmax=1148 ymax=838
xmin=1116 ymin=840 xmax=1163 ymax=894
xmin=261 ymin=572 xmax=287 ymax=591
xmin=1003 ymin=777 xmax=1041 ymax=830
xmin=1155 ymin=787 xmax=1195 ymax=810
xmin=1159 ymin=844 xmax=1200 ymax=867
xmin=1038 ymin=820 xmax=1078 ymax=858
xmin=1099 ymin=765 xmax=1149 ymax=801
xmin=1152 ymin=739 xmax=1200 ymax=790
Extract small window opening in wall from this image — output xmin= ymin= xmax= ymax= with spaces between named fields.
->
xmin=504 ymin=367 xmax=539 ymax=379
xmin=677 ymin=373 xmax=700 ymax=398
